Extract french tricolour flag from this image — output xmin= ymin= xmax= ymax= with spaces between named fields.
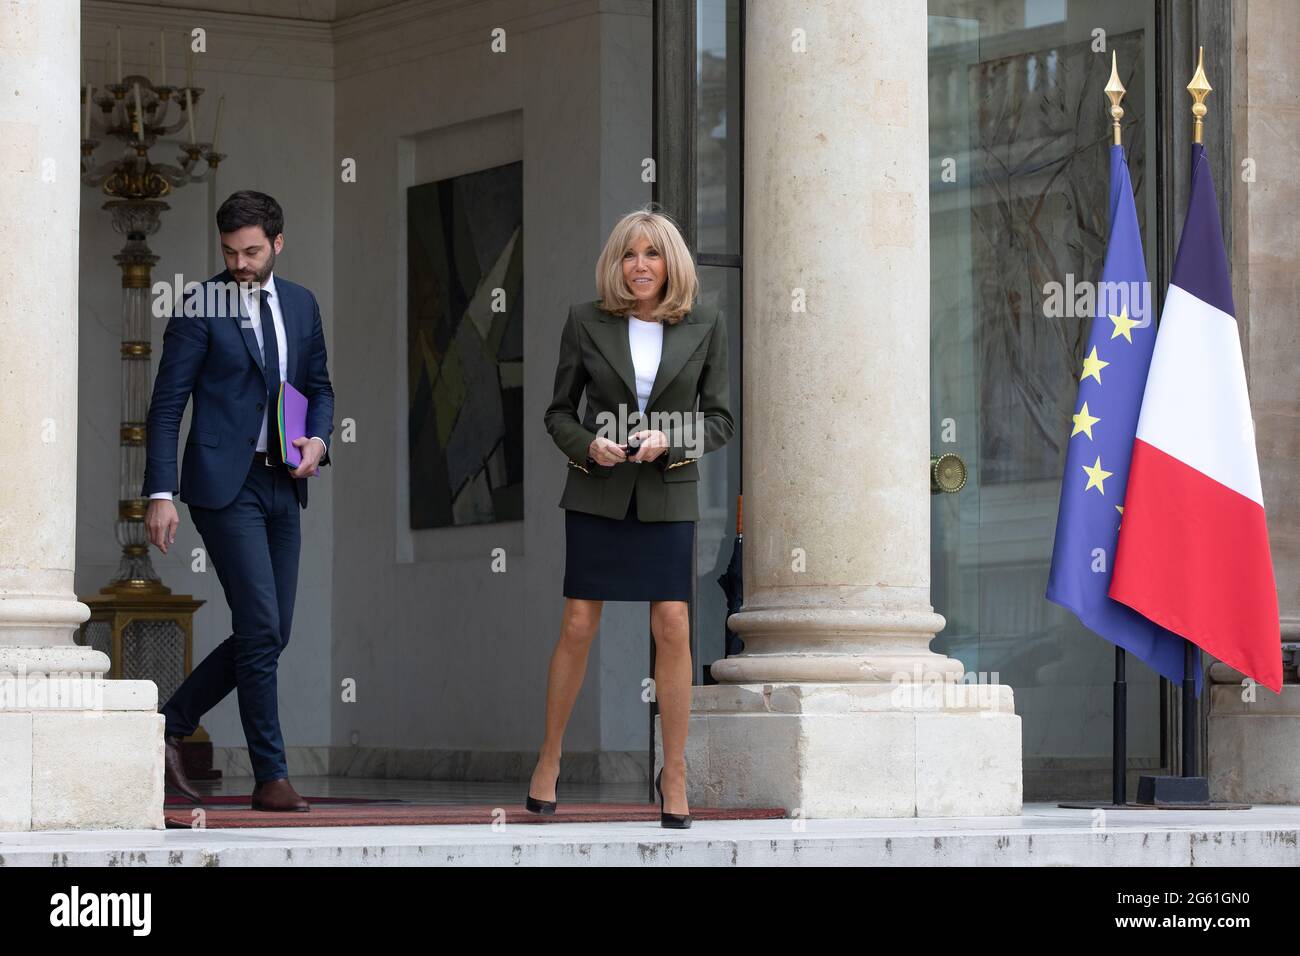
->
xmin=1109 ymin=143 xmax=1282 ymax=693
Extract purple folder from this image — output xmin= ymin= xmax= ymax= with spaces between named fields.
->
xmin=277 ymin=382 xmax=319 ymax=476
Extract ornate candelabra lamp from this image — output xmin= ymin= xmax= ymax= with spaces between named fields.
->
xmin=76 ymin=34 xmax=223 ymax=778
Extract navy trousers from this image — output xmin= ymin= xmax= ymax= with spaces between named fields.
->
xmin=161 ymin=458 xmax=301 ymax=783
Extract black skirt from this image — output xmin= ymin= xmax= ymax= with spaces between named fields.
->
xmin=563 ymin=487 xmax=694 ymax=601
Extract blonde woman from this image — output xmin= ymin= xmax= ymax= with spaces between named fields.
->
xmin=527 ymin=207 xmax=734 ymax=828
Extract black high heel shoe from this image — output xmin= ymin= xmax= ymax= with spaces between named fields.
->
xmin=525 ymin=765 xmax=558 ymax=815
xmin=655 ymin=768 xmax=693 ymax=829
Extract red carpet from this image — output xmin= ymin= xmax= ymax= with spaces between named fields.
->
xmin=163 ymin=803 xmax=787 ymax=829
xmin=164 ymin=794 xmax=400 ymax=807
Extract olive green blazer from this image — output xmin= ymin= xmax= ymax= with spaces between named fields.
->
xmin=545 ymin=299 xmax=734 ymax=521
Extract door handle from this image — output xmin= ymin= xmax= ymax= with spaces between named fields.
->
xmin=930 ymin=453 xmax=967 ymax=494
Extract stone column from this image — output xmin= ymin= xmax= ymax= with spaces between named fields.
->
xmin=1209 ymin=0 xmax=1300 ymax=802
xmin=0 ymin=0 xmax=162 ymax=830
xmin=681 ymin=0 xmax=1021 ymax=817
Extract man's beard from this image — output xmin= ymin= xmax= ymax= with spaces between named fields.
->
xmin=237 ymin=248 xmax=277 ymax=286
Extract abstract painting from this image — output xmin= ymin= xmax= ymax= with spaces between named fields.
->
xmin=407 ymin=161 xmax=523 ymax=529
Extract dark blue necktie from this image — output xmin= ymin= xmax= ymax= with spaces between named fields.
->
xmin=259 ymin=289 xmax=282 ymax=465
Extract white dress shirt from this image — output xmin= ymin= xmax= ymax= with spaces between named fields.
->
xmin=149 ymin=272 xmax=324 ymax=501
xmin=247 ymin=272 xmax=288 ymax=453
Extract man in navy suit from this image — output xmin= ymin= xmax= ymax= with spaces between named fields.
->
xmin=143 ymin=191 xmax=334 ymax=812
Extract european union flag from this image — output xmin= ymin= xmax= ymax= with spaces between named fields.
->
xmin=1046 ymin=144 xmax=1199 ymax=691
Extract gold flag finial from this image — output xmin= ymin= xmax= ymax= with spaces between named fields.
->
xmin=1104 ymin=50 xmax=1126 ymax=146
xmin=1187 ymin=45 xmax=1212 ymax=144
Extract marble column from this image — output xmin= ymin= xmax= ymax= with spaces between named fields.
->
xmin=677 ymin=0 xmax=1021 ymax=818
xmin=0 ymin=0 xmax=162 ymax=830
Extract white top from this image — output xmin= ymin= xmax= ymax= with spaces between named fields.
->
xmin=627 ymin=316 xmax=664 ymax=415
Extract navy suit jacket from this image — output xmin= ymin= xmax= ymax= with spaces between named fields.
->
xmin=142 ymin=268 xmax=335 ymax=510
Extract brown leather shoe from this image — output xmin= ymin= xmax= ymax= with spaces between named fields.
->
xmin=164 ymin=734 xmax=203 ymax=804
xmin=250 ymin=778 xmax=311 ymax=812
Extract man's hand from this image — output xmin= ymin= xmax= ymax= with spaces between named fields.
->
xmin=146 ymin=499 xmax=180 ymax=555
xmin=290 ymin=437 xmax=325 ymax=478
xmin=628 ymin=429 xmax=668 ymax=463
xmin=588 ymin=436 xmax=628 ymax=467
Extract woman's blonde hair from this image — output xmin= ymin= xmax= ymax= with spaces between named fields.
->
xmin=594 ymin=205 xmax=698 ymax=324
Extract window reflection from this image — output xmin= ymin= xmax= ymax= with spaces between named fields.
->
xmin=697 ymin=0 xmax=741 ymax=257
xmin=927 ymin=0 xmax=1162 ymax=798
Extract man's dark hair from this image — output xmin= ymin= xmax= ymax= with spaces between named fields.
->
xmin=216 ymin=190 xmax=284 ymax=242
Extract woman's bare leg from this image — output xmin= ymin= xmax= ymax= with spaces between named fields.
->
xmin=651 ymin=599 xmax=692 ymax=815
xmin=528 ymin=598 xmax=603 ymax=802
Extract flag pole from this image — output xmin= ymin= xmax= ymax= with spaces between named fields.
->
xmin=1188 ymin=45 xmax=1211 ymax=146
xmin=1104 ymin=50 xmax=1128 ymax=807
xmin=1181 ymin=46 xmax=1213 ymax=781
xmin=1133 ymin=48 xmax=1215 ymax=804
xmin=1105 ymin=49 xmax=1125 ymax=146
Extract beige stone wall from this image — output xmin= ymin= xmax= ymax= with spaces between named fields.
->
xmin=1232 ymin=0 xmax=1300 ymax=648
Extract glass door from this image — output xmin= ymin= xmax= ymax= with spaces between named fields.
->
xmin=927 ymin=0 xmax=1163 ymax=800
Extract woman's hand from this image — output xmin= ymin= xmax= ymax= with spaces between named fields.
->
xmin=588 ymin=435 xmax=628 ymax=466
xmin=628 ymin=429 xmax=668 ymax=463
